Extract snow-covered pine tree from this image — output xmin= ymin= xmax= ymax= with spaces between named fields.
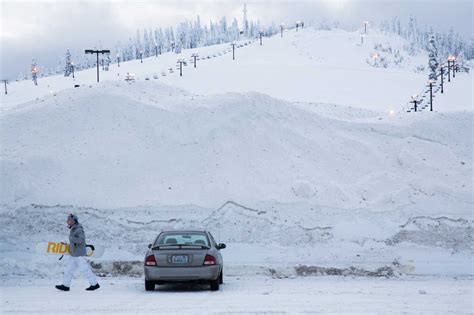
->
xmin=64 ymin=50 xmax=73 ymax=77
xmin=105 ymin=54 xmax=111 ymax=71
xmin=428 ymin=35 xmax=439 ymax=80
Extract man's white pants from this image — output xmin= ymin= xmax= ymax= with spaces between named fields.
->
xmin=62 ymin=256 xmax=98 ymax=287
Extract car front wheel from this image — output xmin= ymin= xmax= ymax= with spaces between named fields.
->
xmin=145 ymin=280 xmax=155 ymax=291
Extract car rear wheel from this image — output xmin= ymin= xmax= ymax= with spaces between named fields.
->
xmin=145 ymin=280 xmax=155 ymax=291
xmin=210 ymin=278 xmax=220 ymax=291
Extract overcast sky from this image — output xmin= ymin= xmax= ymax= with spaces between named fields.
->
xmin=1 ymin=0 xmax=472 ymax=79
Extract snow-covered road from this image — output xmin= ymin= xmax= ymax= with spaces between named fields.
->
xmin=1 ymin=275 xmax=472 ymax=313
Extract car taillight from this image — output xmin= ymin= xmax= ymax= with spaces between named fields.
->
xmin=145 ymin=255 xmax=156 ymax=266
xmin=203 ymin=254 xmax=216 ymax=265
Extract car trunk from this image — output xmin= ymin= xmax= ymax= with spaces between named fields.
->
xmin=152 ymin=247 xmax=208 ymax=267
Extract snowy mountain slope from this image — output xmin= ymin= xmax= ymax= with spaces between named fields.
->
xmin=2 ymin=28 xmax=471 ymax=113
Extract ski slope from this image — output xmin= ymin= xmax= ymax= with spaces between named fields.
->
xmin=1 ymin=28 xmax=472 ymax=113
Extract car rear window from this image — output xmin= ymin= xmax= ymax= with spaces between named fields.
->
xmin=155 ymin=232 xmax=210 ymax=247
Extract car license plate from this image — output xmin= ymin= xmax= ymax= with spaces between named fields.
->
xmin=171 ymin=255 xmax=188 ymax=264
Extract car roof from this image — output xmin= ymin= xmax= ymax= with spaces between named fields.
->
xmin=160 ymin=230 xmax=208 ymax=234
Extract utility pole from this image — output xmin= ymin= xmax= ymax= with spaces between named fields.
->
xmin=192 ymin=53 xmax=199 ymax=68
xmin=85 ymin=49 xmax=111 ymax=83
xmin=231 ymin=41 xmax=236 ymax=60
xmin=439 ymin=65 xmax=444 ymax=93
xmin=447 ymin=60 xmax=451 ymax=82
xmin=447 ymin=55 xmax=456 ymax=80
xmin=410 ymin=95 xmax=419 ymax=112
xmin=2 ymin=80 xmax=7 ymax=95
xmin=31 ymin=61 xmax=39 ymax=86
xmin=177 ymin=57 xmax=185 ymax=77
xmin=428 ymin=80 xmax=434 ymax=111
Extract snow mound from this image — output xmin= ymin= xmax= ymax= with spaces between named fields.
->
xmin=387 ymin=216 xmax=473 ymax=252
xmin=1 ymin=80 xmax=471 ymax=213
xmin=202 ymin=201 xmax=333 ymax=245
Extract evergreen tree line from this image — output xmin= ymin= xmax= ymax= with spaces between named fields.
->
xmin=379 ymin=15 xmax=473 ymax=63
xmin=27 ymin=16 xmax=278 ymax=79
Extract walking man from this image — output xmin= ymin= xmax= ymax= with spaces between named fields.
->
xmin=55 ymin=214 xmax=100 ymax=291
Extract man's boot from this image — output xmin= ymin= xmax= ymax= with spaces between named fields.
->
xmin=85 ymin=283 xmax=100 ymax=291
xmin=55 ymin=285 xmax=70 ymax=291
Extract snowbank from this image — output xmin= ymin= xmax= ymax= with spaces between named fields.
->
xmin=0 ymin=80 xmax=472 ymax=277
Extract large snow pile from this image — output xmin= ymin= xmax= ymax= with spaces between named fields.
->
xmin=0 ymin=80 xmax=472 ymax=277
xmin=1 ymin=80 xmax=471 ymax=210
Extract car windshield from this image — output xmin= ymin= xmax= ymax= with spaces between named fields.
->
xmin=155 ymin=232 xmax=210 ymax=247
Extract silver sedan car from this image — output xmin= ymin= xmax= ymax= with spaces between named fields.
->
xmin=144 ymin=230 xmax=226 ymax=291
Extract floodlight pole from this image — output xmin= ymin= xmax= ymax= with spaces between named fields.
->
xmin=447 ymin=60 xmax=451 ymax=82
xmin=231 ymin=42 xmax=236 ymax=60
xmin=440 ymin=66 xmax=444 ymax=93
xmin=177 ymin=58 xmax=185 ymax=77
xmin=2 ymin=80 xmax=7 ymax=95
xmin=428 ymin=81 xmax=434 ymax=111
xmin=413 ymin=99 xmax=418 ymax=112
xmin=85 ymin=49 xmax=111 ymax=82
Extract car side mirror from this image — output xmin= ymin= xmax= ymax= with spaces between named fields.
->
xmin=148 ymin=244 xmax=152 ymax=249
xmin=218 ymin=243 xmax=226 ymax=250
